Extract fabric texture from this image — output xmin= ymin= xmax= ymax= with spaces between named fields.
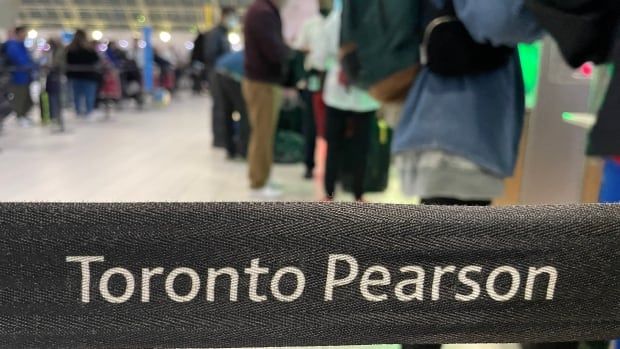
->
xmin=293 ymin=14 xmax=330 ymax=72
xmin=203 ymin=25 xmax=231 ymax=70
xmin=321 ymin=10 xmax=380 ymax=113
xmin=524 ymin=0 xmax=620 ymax=68
xmin=212 ymin=71 xmax=250 ymax=158
xmin=0 ymin=203 xmax=618 ymax=348
xmin=300 ymin=89 xmax=317 ymax=172
xmin=397 ymin=150 xmax=505 ymax=201
xmin=589 ymin=36 xmax=620 ymax=157
xmin=242 ymin=78 xmax=283 ymax=188
xmin=339 ymin=0 xmax=422 ymax=92
xmin=7 ymin=84 xmax=33 ymax=117
xmin=66 ymin=48 xmax=101 ymax=82
xmin=324 ymin=106 xmax=374 ymax=200
xmin=216 ymin=51 xmax=245 ymax=82
xmin=70 ymin=79 xmax=98 ymax=116
xmin=243 ymin=0 xmax=289 ymax=84
xmin=3 ymin=39 xmax=34 ymax=85
xmin=393 ymin=0 xmax=542 ymax=178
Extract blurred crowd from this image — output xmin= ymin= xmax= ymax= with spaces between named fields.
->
xmin=201 ymin=0 xmax=619 ymax=206
xmin=0 ymin=0 xmax=618 ymax=208
xmin=191 ymin=2 xmax=620 ymax=346
xmin=0 ymin=25 xmax=188 ymax=131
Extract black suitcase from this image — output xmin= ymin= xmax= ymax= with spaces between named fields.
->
xmin=340 ymin=117 xmax=392 ymax=193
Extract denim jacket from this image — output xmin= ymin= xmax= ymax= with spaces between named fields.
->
xmin=392 ymin=0 xmax=542 ymax=177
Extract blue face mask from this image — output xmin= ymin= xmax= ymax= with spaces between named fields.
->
xmin=225 ymin=16 xmax=239 ymax=29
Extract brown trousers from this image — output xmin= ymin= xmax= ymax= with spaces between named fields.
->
xmin=242 ymin=79 xmax=283 ymax=189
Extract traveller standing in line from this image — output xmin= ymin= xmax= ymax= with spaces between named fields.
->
xmin=4 ymin=26 xmax=36 ymax=128
xmin=394 ymin=2 xmax=541 ymax=348
xmin=292 ymin=0 xmax=333 ymax=180
xmin=45 ymin=38 xmax=65 ymax=125
xmin=212 ymin=51 xmax=249 ymax=160
xmin=320 ymin=8 xmax=380 ymax=202
xmin=204 ymin=7 xmax=235 ymax=77
xmin=207 ymin=7 xmax=237 ymax=148
xmin=243 ymin=0 xmax=290 ymax=199
xmin=393 ymin=0 xmax=542 ymax=209
xmin=66 ymin=30 xmax=101 ymax=120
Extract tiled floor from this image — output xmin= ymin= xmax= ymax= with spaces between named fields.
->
xmin=0 ymin=93 xmax=412 ymax=203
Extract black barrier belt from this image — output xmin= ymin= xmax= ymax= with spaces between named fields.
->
xmin=0 ymin=203 xmax=619 ymax=348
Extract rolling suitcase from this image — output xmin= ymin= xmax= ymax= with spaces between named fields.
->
xmin=340 ymin=117 xmax=392 ymax=193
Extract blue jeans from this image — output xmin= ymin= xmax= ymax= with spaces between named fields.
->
xmin=71 ymin=79 xmax=98 ymax=116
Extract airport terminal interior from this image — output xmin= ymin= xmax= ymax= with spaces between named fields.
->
xmin=0 ymin=0 xmax=619 ymax=348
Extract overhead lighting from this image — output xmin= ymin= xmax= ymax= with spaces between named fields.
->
xmin=27 ymin=29 xmax=38 ymax=39
xmin=159 ymin=31 xmax=172 ymax=43
xmin=91 ymin=30 xmax=103 ymax=41
xmin=184 ymin=41 xmax=195 ymax=50
xmin=227 ymin=32 xmax=241 ymax=46
xmin=118 ymin=40 xmax=129 ymax=49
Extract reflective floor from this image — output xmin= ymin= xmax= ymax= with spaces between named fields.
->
xmin=0 ymin=93 xmax=411 ymax=203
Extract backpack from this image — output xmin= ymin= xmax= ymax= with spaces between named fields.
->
xmin=340 ymin=0 xmax=423 ymax=103
xmin=422 ymin=0 xmax=515 ymax=76
xmin=525 ymin=0 xmax=620 ymax=67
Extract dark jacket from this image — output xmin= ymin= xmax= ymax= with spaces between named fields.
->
xmin=243 ymin=0 xmax=289 ymax=83
xmin=66 ymin=47 xmax=101 ymax=82
xmin=589 ymin=36 xmax=620 ymax=156
xmin=525 ymin=0 xmax=620 ymax=67
xmin=191 ymin=33 xmax=206 ymax=63
xmin=204 ymin=25 xmax=231 ymax=69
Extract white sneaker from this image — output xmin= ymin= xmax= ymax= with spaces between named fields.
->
xmin=267 ymin=179 xmax=283 ymax=190
xmin=251 ymin=185 xmax=283 ymax=200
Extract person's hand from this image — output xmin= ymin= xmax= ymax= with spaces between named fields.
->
xmin=338 ymin=68 xmax=351 ymax=90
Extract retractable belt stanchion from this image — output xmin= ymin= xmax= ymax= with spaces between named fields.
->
xmin=0 ymin=203 xmax=618 ymax=348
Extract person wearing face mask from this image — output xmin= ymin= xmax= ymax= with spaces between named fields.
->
xmin=204 ymin=7 xmax=235 ymax=74
xmin=292 ymin=0 xmax=333 ymax=180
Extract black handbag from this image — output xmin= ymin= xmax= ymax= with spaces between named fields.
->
xmin=421 ymin=0 xmax=514 ymax=76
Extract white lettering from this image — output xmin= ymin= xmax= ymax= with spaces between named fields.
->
xmin=270 ymin=267 xmax=306 ymax=302
xmin=455 ymin=266 xmax=482 ymax=302
xmin=360 ymin=266 xmax=391 ymax=302
xmin=207 ymin=268 xmax=240 ymax=302
xmin=66 ymin=256 xmax=105 ymax=303
xmin=100 ymin=267 xmax=135 ymax=304
xmin=525 ymin=266 xmax=558 ymax=300
xmin=486 ymin=266 xmax=521 ymax=301
xmin=245 ymin=259 xmax=269 ymax=302
xmin=141 ymin=267 xmax=164 ymax=302
xmin=165 ymin=268 xmax=200 ymax=303
xmin=324 ymin=254 xmax=359 ymax=301
xmin=395 ymin=266 xmax=425 ymax=301
xmin=432 ymin=266 xmax=456 ymax=301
